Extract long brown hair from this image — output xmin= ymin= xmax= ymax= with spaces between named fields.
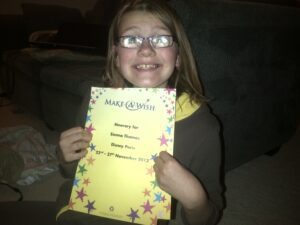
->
xmin=104 ymin=0 xmax=205 ymax=103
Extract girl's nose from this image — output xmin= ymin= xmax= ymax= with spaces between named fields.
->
xmin=138 ymin=40 xmax=156 ymax=56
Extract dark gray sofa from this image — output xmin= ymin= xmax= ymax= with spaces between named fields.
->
xmin=2 ymin=0 xmax=300 ymax=171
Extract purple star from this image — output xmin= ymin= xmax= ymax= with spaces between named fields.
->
xmin=76 ymin=187 xmax=87 ymax=202
xmin=85 ymin=200 xmax=96 ymax=214
xmin=141 ymin=200 xmax=155 ymax=214
xmin=127 ymin=208 xmax=140 ymax=223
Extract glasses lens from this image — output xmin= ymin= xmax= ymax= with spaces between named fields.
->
xmin=119 ymin=35 xmax=173 ymax=48
xmin=120 ymin=36 xmax=141 ymax=48
xmin=151 ymin=36 xmax=173 ymax=48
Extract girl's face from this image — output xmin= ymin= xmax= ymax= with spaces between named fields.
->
xmin=115 ymin=11 xmax=179 ymax=88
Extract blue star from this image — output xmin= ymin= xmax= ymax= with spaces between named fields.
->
xmin=89 ymin=143 xmax=96 ymax=151
xmin=86 ymin=115 xmax=92 ymax=122
xmin=73 ymin=177 xmax=80 ymax=187
xmin=154 ymin=192 xmax=162 ymax=202
xmin=151 ymin=153 xmax=158 ymax=161
xmin=165 ymin=126 xmax=172 ymax=135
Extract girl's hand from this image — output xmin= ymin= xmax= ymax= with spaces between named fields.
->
xmin=153 ymin=151 xmax=208 ymax=210
xmin=58 ymin=127 xmax=92 ymax=163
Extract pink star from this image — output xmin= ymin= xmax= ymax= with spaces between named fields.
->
xmin=167 ymin=109 xmax=173 ymax=114
xmin=158 ymin=133 xmax=168 ymax=146
xmin=141 ymin=199 xmax=155 ymax=214
xmin=86 ymin=123 xmax=95 ymax=134
xmin=91 ymin=99 xmax=96 ymax=104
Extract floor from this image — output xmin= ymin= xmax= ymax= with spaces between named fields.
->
xmin=0 ymin=100 xmax=299 ymax=224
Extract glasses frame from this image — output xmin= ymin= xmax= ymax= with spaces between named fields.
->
xmin=118 ymin=35 xmax=175 ymax=49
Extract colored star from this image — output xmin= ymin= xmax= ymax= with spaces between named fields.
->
xmin=83 ymin=178 xmax=91 ymax=186
xmin=158 ymin=134 xmax=168 ymax=146
xmin=73 ymin=177 xmax=80 ymax=187
xmin=165 ymin=126 xmax=172 ymax=135
xmin=85 ymin=200 xmax=96 ymax=214
xmin=167 ymin=109 xmax=173 ymax=115
xmin=168 ymin=116 xmax=174 ymax=123
xmin=86 ymin=124 xmax=95 ymax=134
xmin=151 ymin=154 xmax=158 ymax=161
xmin=143 ymin=188 xmax=151 ymax=197
xmin=151 ymin=216 xmax=158 ymax=225
xmin=127 ymin=208 xmax=140 ymax=223
xmin=68 ymin=198 xmax=75 ymax=209
xmin=78 ymin=164 xmax=87 ymax=176
xmin=151 ymin=179 xmax=158 ymax=189
xmin=76 ymin=187 xmax=87 ymax=202
xmin=141 ymin=199 xmax=155 ymax=214
xmin=91 ymin=99 xmax=96 ymax=104
xmin=88 ymin=105 xmax=93 ymax=112
xmin=164 ymin=202 xmax=171 ymax=213
xmin=161 ymin=195 xmax=166 ymax=202
xmin=154 ymin=192 xmax=162 ymax=203
xmin=86 ymin=114 xmax=91 ymax=122
xmin=89 ymin=143 xmax=96 ymax=151
xmin=146 ymin=166 xmax=154 ymax=176
xmin=87 ymin=155 xmax=95 ymax=165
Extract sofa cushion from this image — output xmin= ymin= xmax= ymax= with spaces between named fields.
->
xmin=40 ymin=60 xmax=106 ymax=96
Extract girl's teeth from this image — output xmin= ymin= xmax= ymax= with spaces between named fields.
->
xmin=136 ymin=64 xmax=157 ymax=69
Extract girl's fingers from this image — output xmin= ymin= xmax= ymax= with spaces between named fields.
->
xmin=67 ymin=148 xmax=88 ymax=161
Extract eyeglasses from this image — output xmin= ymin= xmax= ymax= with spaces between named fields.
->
xmin=118 ymin=35 xmax=175 ymax=49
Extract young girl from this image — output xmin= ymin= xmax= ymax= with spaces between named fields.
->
xmin=56 ymin=0 xmax=224 ymax=224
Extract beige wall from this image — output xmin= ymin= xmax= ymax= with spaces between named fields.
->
xmin=0 ymin=0 xmax=98 ymax=15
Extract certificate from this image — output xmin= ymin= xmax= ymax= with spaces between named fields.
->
xmin=68 ymin=87 xmax=176 ymax=225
